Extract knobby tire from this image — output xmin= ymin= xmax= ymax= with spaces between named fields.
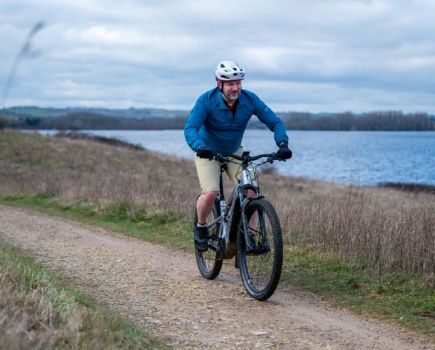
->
xmin=237 ymin=199 xmax=283 ymax=301
xmin=194 ymin=201 xmax=223 ymax=279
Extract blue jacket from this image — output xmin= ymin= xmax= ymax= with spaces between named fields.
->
xmin=184 ymin=88 xmax=288 ymax=155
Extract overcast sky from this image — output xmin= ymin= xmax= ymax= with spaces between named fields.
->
xmin=1 ymin=0 xmax=434 ymax=113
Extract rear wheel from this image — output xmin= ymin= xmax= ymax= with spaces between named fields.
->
xmin=237 ymin=199 xmax=283 ymax=301
xmin=194 ymin=200 xmax=223 ymax=279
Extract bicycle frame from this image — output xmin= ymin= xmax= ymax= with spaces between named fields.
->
xmin=204 ymin=172 xmax=238 ymax=258
xmin=206 ymin=152 xmax=267 ymax=257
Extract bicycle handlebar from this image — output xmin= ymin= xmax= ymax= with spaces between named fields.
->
xmin=213 ymin=152 xmax=282 ymax=164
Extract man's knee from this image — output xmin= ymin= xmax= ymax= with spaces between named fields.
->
xmin=202 ymin=191 xmax=219 ymax=201
xmin=198 ymin=191 xmax=219 ymax=204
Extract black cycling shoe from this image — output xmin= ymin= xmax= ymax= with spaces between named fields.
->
xmin=195 ymin=225 xmax=209 ymax=252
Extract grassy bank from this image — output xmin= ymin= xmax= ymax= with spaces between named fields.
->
xmin=0 ymin=129 xmax=434 ymax=336
xmin=0 ymin=239 xmax=167 ymax=349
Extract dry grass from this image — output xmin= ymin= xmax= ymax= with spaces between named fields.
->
xmin=264 ymin=177 xmax=435 ymax=279
xmin=0 ymin=242 xmax=163 ymax=350
xmin=1 ymin=130 xmax=434 ymax=283
xmin=0 ymin=130 xmax=198 ymax=217
xmin=0 ymin=266 xmax=97 ymax=350
xmin=0 ymin=268 xmax=61 ymax=350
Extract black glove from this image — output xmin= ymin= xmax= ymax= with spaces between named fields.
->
xmin=196 ymin=147 xmax=215 ymax=160
xmin=277 ymin=144 xmax=292 ymax=160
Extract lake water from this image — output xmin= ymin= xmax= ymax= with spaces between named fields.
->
xmin=41 ymin=130 xmax=435 ymax=186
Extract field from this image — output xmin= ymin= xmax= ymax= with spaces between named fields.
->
xmin=1 ymin=130 xmax=433 ymax=279
xmin=0 ymin=129 xmax=434 ymax=338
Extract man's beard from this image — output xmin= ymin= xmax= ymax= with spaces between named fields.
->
xmin=223 ymin=91 xmax=239 ymax=102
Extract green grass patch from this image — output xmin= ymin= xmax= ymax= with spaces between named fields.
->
xmin=283 ymin=246 xmax=434 ymax=334
xmin=1 ymin=194 xmax=434 ymax=337
xmin=0 ymin=239 xmax=168 ymax=349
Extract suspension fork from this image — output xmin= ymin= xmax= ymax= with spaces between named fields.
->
xmin=238 ymin=188 xmax=265 ymax=251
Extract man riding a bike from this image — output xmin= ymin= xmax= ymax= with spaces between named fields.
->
xmin=184 ymin=61 xmax=292 ymax=253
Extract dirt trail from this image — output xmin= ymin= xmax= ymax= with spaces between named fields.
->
xmin=0 ymin=205 xmax=432 ymax=349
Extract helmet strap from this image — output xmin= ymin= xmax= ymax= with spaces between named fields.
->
xmin=217 ymin=80 xmax=224 ymax=92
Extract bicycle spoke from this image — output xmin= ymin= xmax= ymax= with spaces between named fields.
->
xmin=246 ymin=211 xmax=274 ymax=288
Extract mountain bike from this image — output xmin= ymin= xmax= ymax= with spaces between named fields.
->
xmin=194 ymin=151 xmax=285 ymax=301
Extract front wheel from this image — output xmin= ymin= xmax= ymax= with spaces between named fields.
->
xmin=237 ymin=199 xmax=283 ymax=301
xmin=194 ymin=200 xmax=223 ymax=279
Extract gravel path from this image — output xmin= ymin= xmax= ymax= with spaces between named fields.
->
xmin=0 ymin=205 xmax=432 ymax=349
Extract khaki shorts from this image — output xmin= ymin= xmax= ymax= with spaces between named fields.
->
xmin=195 ymin=147 xmax=245 ymax=193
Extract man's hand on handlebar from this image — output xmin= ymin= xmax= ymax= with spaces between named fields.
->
xmin=196 ymin=146 xmax=215 ymax=160
xmin=277 ymin=143 xmax=292 ymax=160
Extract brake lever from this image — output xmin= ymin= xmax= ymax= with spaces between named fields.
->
xmin=268 ymin=153 xmax=278 ymax=163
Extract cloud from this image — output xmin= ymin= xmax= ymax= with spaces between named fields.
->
xmin=1 ymin=0 xmax=435 ymax=112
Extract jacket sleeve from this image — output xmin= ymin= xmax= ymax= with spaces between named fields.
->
xmin=184 ymin=96 xmax=207 ymax=152
xmin=252 ymin=94 xmax=289 ymax=146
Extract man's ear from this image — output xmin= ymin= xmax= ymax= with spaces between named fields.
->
xmin=217 ymin=80 xmax=223 ymax=90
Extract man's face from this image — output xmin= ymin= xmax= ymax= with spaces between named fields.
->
xmin=218 ymin=80 xmax=242 ymax=102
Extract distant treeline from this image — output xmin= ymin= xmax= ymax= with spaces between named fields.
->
xmin=280 ymin=111 xmax=435 ymax=131
xmin=1 ymin=109 xmax=434 ymax=131
xmin=0 ymin=112 xmax=187 ymax=130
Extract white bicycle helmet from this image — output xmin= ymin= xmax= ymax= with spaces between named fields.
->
xmin=215 ymin=61 xmax=245 ymax=81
